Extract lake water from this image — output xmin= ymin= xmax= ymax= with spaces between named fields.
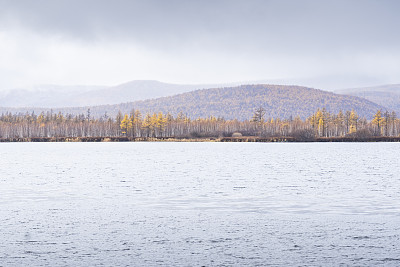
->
xmin=0 ymin=142 xmax=400 ymax=266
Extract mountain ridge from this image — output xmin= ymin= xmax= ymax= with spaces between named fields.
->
xmin=0 ymin=80 xmax=250 ymax=108
xmin=336 ymin=84 xmax=400 ymax=115
xmin=0 ymin=83 xmax=386 ymax=121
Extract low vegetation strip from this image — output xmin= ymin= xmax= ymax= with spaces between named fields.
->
xmin=0 ymin=107 xmax=399 ymax=141
xmin=1 ymin=136 xmax=400 ymax=143
xmin=221 ymin=136 xmax=400 ymax=142
xmin=0 ymin=137 xmax=218 ymax=142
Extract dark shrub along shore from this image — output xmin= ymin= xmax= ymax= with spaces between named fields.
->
xmin=1 ymin=136 xmax=400 ymax=143
xmin=221 ymin=136 xmax=400 ymax=142
xmin=0 ymin=137 xmax=217 ymax=142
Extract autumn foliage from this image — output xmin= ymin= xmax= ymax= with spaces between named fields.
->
xmin=0 ymin=108 xmax=398 ymax=140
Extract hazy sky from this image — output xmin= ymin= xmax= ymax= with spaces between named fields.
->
xmin=0 ymin=0 xmax=399 ymax=91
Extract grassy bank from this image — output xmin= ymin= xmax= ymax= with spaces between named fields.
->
xmin=220 ymin=136 xmax=400 ymax=142
xmin=0 ymin=137 xmax=218 ymax=142
xmin=1 ymin=136 xmax=400 ymax=142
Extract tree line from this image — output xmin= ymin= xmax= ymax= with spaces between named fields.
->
xmin=0 ymin=108 xmax=398 ymax=140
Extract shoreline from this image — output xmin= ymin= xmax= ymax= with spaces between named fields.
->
xmin=1 ymin=136 xmax=400 ymax=143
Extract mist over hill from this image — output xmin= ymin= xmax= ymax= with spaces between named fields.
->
xmin=0 ymin=85 xmax=106 ymax=107
xmin=0 ymin=80 xmax=247 ymax=108
xmin=336 ymin=84 xmax=400 ymax=115
xmin=0 ymin=84 xmax=385 ymax=121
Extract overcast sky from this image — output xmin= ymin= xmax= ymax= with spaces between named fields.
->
xmin=0 ymin=0 xmax=399 ymax=91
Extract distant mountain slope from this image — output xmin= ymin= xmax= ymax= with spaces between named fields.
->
xmin=71 ymin=80 xmax=212 ymax=106
xmin=336 ymin=84 xmax=400 ymax=115
xmin=0 ymin=85 xmax=106 ymax=107
xmin=0 ymin=80 xmax=246 ymax=108
xmin=0 ymin=84 xmax=386 ymax=120
xmin=118 ymin=84 xmax=384 ymax=120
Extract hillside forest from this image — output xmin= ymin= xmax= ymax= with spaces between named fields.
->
xmin=0 ymin=108 xmax=398 ymax=140
xmin=0 ymin=84 xmax=386 ymax=121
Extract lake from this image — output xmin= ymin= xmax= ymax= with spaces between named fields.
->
xmin=1 ymin=142 xmax=400 ymax=266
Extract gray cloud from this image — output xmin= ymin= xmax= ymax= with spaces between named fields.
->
xmin=0 ymin=0 xmax=399 ymax=90
xmin=2 ymin=0 xmax=399 ymax=48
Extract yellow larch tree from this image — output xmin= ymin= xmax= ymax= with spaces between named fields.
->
xmin=120 ymin=114 xmax=132 ymax=136
xmin=372 ymin=110 xmax=384 ymax=135
xmin=349 ymin=109 xmax=358 ymax=134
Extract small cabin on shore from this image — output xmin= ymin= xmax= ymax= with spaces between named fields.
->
xmin=232 ymin=132 xmax=243 ymax=137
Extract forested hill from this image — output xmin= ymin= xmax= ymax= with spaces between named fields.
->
xmin=94 ymin=84 xmax=382 ymax=120
xmin=0 ymin=84 xmax=385 ymax=120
